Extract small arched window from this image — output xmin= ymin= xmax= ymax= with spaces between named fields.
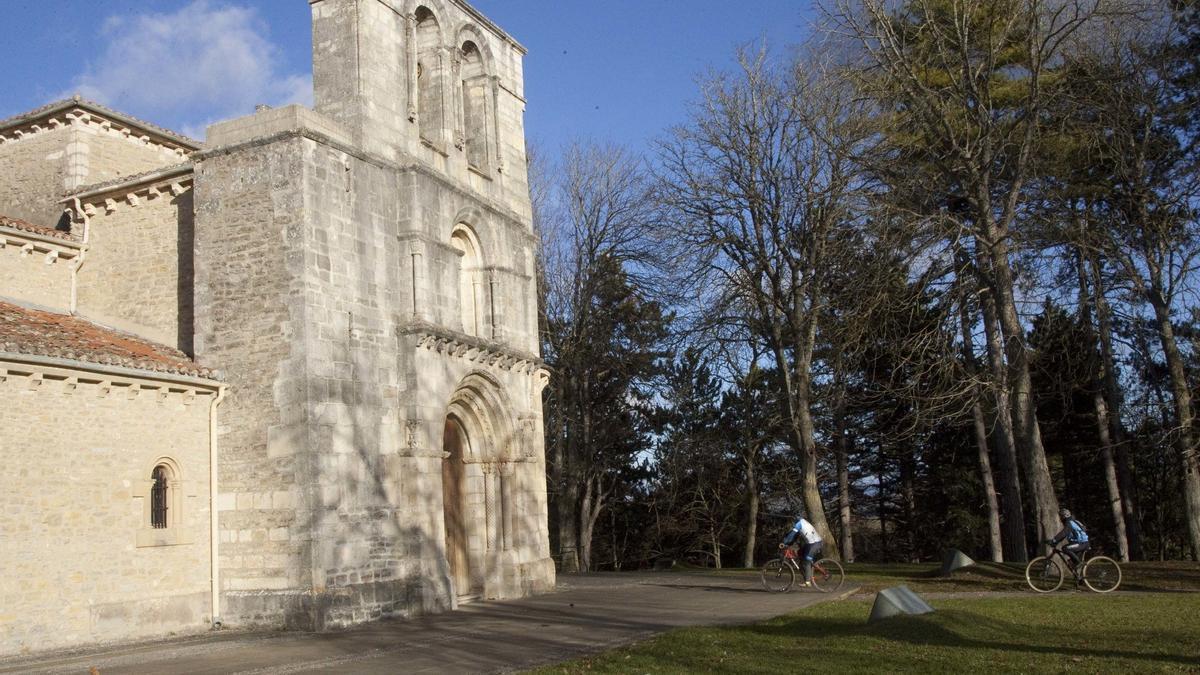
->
xmin=415 ymin=7 xmax=443 ymax=145
xmin=151 ymin=464 xmax=171 ymax=529
xmin=460 ymin=41 xmax=490 ymax=170
xmin=450 ymin=226 xmax=482 ymax=336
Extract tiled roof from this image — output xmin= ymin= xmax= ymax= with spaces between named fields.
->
xmin=0 ymin=300 xmax=216 ymax=380
xmin=0 ymin=214 xmax=76 ymax=242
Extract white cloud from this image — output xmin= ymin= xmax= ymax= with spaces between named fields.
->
xmin=66 ymin=1 xmax=312 ymax=140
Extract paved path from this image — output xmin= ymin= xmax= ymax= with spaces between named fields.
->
xmin=0 ymin=571 xmax=849 ymax=675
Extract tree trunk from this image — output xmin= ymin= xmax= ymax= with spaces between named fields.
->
xmin=877 ymin=451 xmax=889 ymax=559
xmin=766 ymin=299 xmax=837 ymax=558
xmin=836 ymin=429 xmax=855 ymax=563
xmin=579 ymin=475 xmax=606 ymax=572
xmin=1148 ymin=289 xmax=1200 ymax=560
xmin=1089 ymin=253 xmax=1141 ymax=557
xmin=558 ymin=480 xmax=580 ymax=573
xmin=743 ymin=451 xmax=760 ymax=568
xmin=1076 ymin=251 xmax=1129 ymax=561
xmin=960 ymin=293 xmax=1003 ymax=562
xmin=551 ymin=375 xmax=581 ymax=573
xmin=983 ymin=235 xmax=1061 ymax=546
xmin=790 ymin=286 xmax=837 ymax=556
xmin=981 ymin=286 xmax=1028 ymax=561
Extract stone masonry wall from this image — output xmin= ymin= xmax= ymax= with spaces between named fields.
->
xmin=0 ymin=231 xmax=77 ymax=310
xmin=75 ymin=125 xmax=187 ymax=186
xmin=193 ymin=135 xmax=314 ymax=628
xmin=300 ymin=136 xmax=452 ymax=626
xmin=0 ymin=125 xmax=74 ymax=228
xmin=0 ymin=369 xmax=214 ymax=657
xmin=76 ymin=189 xmax=194 ymax=352
xmin=0 ymin=119 xmax=188 ymax=230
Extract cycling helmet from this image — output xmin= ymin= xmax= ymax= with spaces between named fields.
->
xmin=1059 ymin=507 xmax=1072 ymax=519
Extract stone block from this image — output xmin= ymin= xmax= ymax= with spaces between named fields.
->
xmin=940 ymin=548 xmax=976 ymax=576
xmin=868 ymin=586 xmax=935 ymax=623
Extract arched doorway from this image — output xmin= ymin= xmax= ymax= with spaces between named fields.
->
xmin=441 ymin=416 xmax=477 ymax=598
xmin=441 ymin=372 xmax=520 ymax=601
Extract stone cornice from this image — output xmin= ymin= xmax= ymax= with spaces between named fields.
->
xmin=0 ymin=230 xmax=83 ymax=270
xmin=0 ymin=225 xmax=83 ymax=253
xmin=62 ymin=164 xmax=194 ymax=217
xmin=400 ymin=321 xmax=542 ymax=374
xmin=0 ymin=97 xmax=200 ymax=154
xmin=311 ymin=0 xmax=527 ymax=55
xmin=0 ymin=352 xmax=222 ymax=394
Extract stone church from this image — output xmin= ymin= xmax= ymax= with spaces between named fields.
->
xmin=0 ymin=0 xmax=553 ymax=656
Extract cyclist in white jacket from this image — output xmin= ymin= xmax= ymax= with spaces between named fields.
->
xmin=779 ymin=516 xmax=823 ymax=586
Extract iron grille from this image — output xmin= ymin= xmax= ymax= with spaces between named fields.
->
xmin=151 ymin=466 xmax=168 ymax=529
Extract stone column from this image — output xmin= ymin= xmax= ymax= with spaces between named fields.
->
xmin=405 ymin=13 xmax=418 ymax=123
xmin=409 ymin=241 xmax=429 ymax=321
xmin=500 ymin=463 xmax=514 ymax=551
xmin=488 ymin=272 xmax=500 ymax=341
xmin=491 ymin=75 xmax=504 ymax=174
xmin=450 ymin=50 xmax=464 ymax=152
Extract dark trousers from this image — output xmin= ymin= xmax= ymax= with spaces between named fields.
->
xmin=1064 ymin=542 xmax=1090 ymax=566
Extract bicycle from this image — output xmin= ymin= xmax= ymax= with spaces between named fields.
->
xmin=1024 ymin=542 xmax=1121 ymax=593
xmin=760 ymin=545 xmax=845 ymax=593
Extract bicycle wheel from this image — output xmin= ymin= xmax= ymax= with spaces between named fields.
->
xmin=1082 ymin=556 xmax=1122 ymax=593
xmin=811 ymin=558 xmax=845 ymax=593
xmin=1025 ymin=555 xmax=1065 ymax=593
xmin=760 ymin=558 xmax=795 ymax=592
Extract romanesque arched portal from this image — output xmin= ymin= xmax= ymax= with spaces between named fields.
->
xmin=441 ymin=372 xmax=520 ymax=600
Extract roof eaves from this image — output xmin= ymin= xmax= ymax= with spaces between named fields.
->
xmin=0 ymin=96 xmax=203 ymax=150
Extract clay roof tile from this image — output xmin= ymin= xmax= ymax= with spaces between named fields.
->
xmin=0 ymin=214 xmax=76 ymax=241
xmin=0 ymin=300 xmax=216 ymax=380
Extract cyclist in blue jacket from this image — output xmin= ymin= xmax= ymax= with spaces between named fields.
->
xmin=779 ymin=516 xmax=822 ymax=586
xmin=1047 ymin=508 xmax=1089 ymax=566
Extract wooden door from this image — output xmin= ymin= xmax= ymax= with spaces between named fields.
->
xmin=442 ymin=418 xmax=471 ymax=596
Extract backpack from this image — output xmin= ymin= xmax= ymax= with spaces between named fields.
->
xmin=1067 ymin=518 xmax=1089 ymax=543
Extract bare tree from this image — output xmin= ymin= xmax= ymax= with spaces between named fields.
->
xmin=538 ymin=141 xmax=665 ymax=572
xmin=657 ymin=48 xmax=873 ymax=554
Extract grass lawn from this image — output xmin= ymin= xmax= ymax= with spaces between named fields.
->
xmin=533 ymin=593 xmax=1200 ymax=674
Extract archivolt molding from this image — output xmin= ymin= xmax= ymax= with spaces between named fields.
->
xmin=445 ymin=370 xmax=524 ymax=463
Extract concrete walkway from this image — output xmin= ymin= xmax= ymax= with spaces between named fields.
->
xmin=1 ymin=571 xmax=849 ymax=674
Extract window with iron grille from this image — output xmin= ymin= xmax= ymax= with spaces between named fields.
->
xmin=151 ymin=465 xmax=169 ymax=529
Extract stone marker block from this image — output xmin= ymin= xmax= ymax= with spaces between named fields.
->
xmin=868 ymin=585 xmax=935 ymax=623
xmin=940 ymin=548 xmax=976 ymax=576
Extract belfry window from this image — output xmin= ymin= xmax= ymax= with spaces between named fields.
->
xmin=416 ymin=7 xmax=443 ymax=145
xmin=460 ymin=41 xmax=490 ymax=170
xmin=150 ymin=465 xmax=170 ymax=529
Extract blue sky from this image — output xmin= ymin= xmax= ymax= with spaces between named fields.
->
xmin=0 ymin=1 xmax=815 ymax=155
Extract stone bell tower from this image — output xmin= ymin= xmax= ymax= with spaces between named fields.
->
xmin=191 ymin=0 xmax=552 ymax=631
